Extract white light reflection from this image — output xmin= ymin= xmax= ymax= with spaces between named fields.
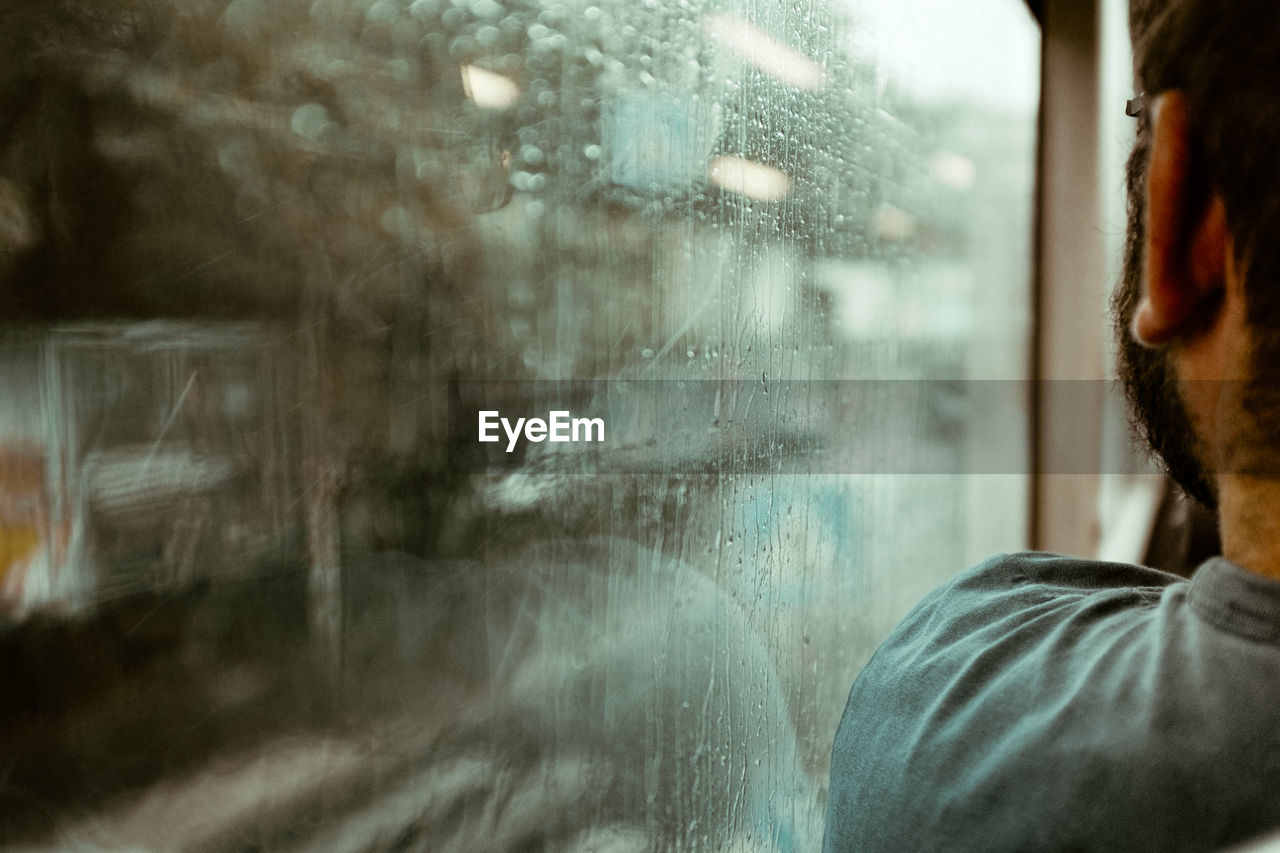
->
xmin=460 ymin=64 xmax=520 ymax=110
xmin=702 ymin=14 xmax=827 ymax=91
xmin=927 ymin=150 xmax=977 ymax=191
xmin=873 ymin=202 xmax=915 ymax=241
xmin=708 ymin=156 xmax=790 ymax=201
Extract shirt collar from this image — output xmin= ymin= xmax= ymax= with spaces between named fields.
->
xmin=1187 ymin=557 xmax=1280 ymax=642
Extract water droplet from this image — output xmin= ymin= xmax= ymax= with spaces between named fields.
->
xmin=409 ymin=0 xmax=438 ymax=18
xmin=290 ymin=103 xmax=336 ymax=144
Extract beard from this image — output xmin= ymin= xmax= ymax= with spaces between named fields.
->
xmin=1113 ymin=162 xmax=1219 ymax=509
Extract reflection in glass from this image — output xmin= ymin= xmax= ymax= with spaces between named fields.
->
xmin=0 ymin=0 xmax=1037 ymax=848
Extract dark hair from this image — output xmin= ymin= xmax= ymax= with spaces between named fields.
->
xmin=1132 ymin=0 xmax=1280 ymax=359
xmin=1117 ymin=0 xmax=1280 ymax=490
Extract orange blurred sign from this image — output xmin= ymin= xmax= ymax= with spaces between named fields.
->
xmin=0 ymin=443 xmax=47 ymax=609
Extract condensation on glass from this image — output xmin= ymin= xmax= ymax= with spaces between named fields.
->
xmin=0 ymin=0 xmax=1038 ymax=849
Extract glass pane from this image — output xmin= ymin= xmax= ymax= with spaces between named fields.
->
xmin=0 ymin=0 xmax=1037 ymax=848
xmin=1093 ymin=0 xmax=1173 ymax=567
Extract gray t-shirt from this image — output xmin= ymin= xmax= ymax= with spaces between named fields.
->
xmin=823 ymin=552 xmax=1280 ymax=852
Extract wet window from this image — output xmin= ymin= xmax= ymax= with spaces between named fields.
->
xmin=0 ymin=0 xmax=1037 ymax=848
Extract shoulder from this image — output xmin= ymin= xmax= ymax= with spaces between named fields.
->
xmin=943 ymin=550 xmax=1183 ymax=596
xmin=836 ymin=551 xmax=1186 ymax=727
xmin=878 ymin=551 xmax=1182 ymax=655
xmin=824 ymin=553 xmax=1204 ymax=852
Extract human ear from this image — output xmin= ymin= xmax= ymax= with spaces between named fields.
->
xmin=1131 ymin=91 xmax=1230 ymax=347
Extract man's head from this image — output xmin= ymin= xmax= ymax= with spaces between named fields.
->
xmin=1115 ymin=0 xmax=1280 ymax=510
